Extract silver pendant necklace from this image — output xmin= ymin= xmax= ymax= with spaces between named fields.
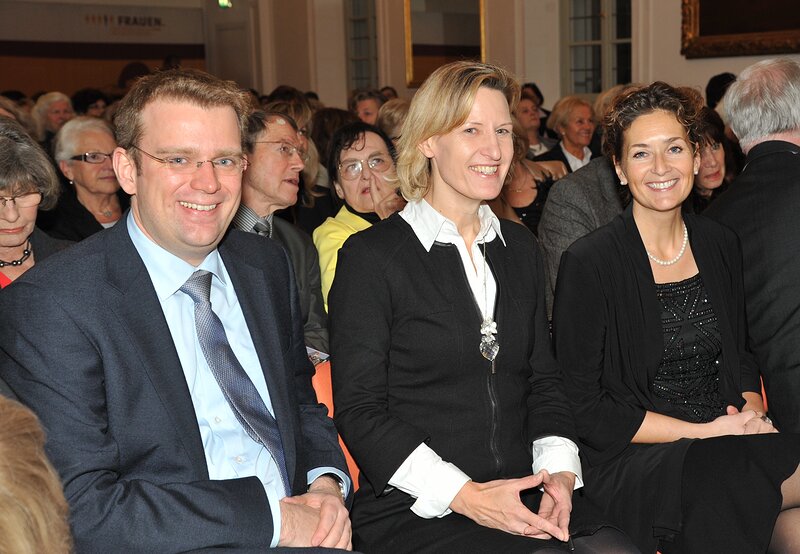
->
xmin=479 ymin=239 xmax=499 ymax=361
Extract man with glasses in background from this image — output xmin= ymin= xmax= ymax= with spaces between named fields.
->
xmin=0 ymin=69 xmax=353 ymax=552
xmin=232 ymin=111 xmax=328 ymax=355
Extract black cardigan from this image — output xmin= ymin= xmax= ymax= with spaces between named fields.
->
xmin=330 ymin=213 xmax=576 ymax=494
xmin=552 ymin=206 xmax=759 ymax=466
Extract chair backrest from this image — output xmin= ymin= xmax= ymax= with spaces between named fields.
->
xmin=311 ymin=360 xmax=360 ymax=490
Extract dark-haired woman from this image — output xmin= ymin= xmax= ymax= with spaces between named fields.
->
xmin=553 ymin=81 xmax=800 ymax=553
xmin=685 ymin=106 xmax=740 ymax=213
xmin=313 ymin=122 xmax=403 ymax=310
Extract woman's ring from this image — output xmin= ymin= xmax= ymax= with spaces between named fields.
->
xmin=761 ymin=415 xmax=773 ymax=425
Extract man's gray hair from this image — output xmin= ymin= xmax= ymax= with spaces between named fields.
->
xmin=724 ymin=58 xmax=800 ymax=152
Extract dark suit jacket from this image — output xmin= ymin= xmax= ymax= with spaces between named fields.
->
xmin=705 ymin=140 xmax=800 ymax=432
xmin=538 ymin=157 xmax=624 ymax=315
xmin=0 ymin=227 xmax=71 ymax=400
xmin=271 ymin=217 xmax=329 ymax=353
xmin=0 ymin=220 xmax=348 ymax=552
xmin=532 ymin=142 xmax=598 ymax=173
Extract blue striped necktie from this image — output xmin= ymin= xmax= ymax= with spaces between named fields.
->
xmin=180 ymin=269 xmax=291 ymax=496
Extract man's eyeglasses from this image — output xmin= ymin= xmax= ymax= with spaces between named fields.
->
xmin=0 ymin=192 xmax=43 ymax=209
xmin=70 ymin=152 xmax=113 ymax=164
xmin=338 ymin=155 xmax=392 ymax=181
xmin=254 ymin=141 xmax=309 ymax=163
xmin=131 ymin=145 xmax=248 ymax=176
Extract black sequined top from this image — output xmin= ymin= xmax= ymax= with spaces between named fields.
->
xmin=652 ymin=273 xmax=725 ymax=423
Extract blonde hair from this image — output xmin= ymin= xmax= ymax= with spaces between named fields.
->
xmin=376 ymin=98 xmax=410 ymax=140
xmin=0 ymin=397 xmax=72 ymax=554
xmin=397 ymin=61 xmax=520 ymax=200
xmin=31 ymin=92 xmax=73 ymax=141
xmin=546 ymin=96 xmax=594 ymax=134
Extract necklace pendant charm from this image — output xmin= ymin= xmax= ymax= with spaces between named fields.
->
xmin=480 ymin=317 xmax=499 ymax=361
xmin=480 ymin=335 xmax=499 ymax=361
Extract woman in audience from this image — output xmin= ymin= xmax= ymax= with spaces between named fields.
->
xmin=0 ymin=396 xmax=72 ymax=554
xmin=313 ymin=121 xmax=402 ymax=309
xmin=49 ymin=116 xmax=128 ymax=241
xmin=492 ymin=118 xmax=564 ymax=235
xmin=533 ymin=95 xmax=597 ymax=174
xmin=350 ymin=89 xmax=384 ymax=125
xmin=376 ymin=98 xmax=410 ymax=145
xmin=31 ymin=92 xmax=74 ymax=155
xmin=71 ymin=87 xmax=109 ymax=118
xmin=329 ymin=61 xmax=636 ymax=553
xmin=552 ymin=81 xmax=800 ymax=553
xmin=0 ymin=118 xmax=70 ymax=289
xmin=685 ymin=106 xmax=738 ymax=213
xmin=514 ymin=93 xmax=555 ymax=158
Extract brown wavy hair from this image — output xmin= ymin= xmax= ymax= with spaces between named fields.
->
xmin=603 ymin=81 xmax=704 ymax=162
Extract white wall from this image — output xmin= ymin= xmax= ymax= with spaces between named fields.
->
xmin=522 ymin=0 xmax=800 ymax=108
xmin=521 ymin=0 xmax=561 ymax=109
xmin=636 ymin=0 xmax=800 ymax=92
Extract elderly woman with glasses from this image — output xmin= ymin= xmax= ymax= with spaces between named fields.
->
xmin=313 ymin=121 xmax=405 ymax=310
xmin=0 ymin=118 xmax=71 ymax=289
xmin=45 ymin=116 xmax=129 ymax=241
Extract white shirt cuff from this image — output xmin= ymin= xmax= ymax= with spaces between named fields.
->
xmin=307 ymin=467 xmax=352 ymax=499
xmin=531 ymin=435 xmax=584 ymax=489
xmin=388 ymin=443 xmax=471 ymax=518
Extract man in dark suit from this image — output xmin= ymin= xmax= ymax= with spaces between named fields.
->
xmin=705 ymin=58 xmax=800 ymax=433
xmin=0 ymin=69 xmax=352 ymax=552
xmin=232 ymin=111 xmax=328 ymax=353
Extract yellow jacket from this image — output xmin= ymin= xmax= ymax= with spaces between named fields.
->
xmin=313 ymin=206 xmax=371 ymax=311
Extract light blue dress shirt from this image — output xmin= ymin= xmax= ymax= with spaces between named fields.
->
xmin=127 ymin=214 xmax=347 ymax=546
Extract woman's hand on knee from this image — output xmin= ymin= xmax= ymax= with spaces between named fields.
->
xmin=449 ymin=474 xmax=568 ymax=541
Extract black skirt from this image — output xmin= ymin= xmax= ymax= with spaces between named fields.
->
xmin=583 ymin=433 xmax=800 ymax=553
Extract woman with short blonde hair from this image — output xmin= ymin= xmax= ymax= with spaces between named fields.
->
xmin=533 ymin=95 xmax=597 ymax=173
xmin=330 ymin=60 xmax=635 ymax=553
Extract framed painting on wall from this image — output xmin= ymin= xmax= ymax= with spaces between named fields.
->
xmin=681 ymin=0 xmax=800 ymax=58
xmin=404 ymin=0 xmax=484 ymax=88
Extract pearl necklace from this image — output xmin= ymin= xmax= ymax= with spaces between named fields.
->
xmin=646 ymin=223 xmax=688 ymax=266
xmin=0 ymin=239 xmax=32 ymax=268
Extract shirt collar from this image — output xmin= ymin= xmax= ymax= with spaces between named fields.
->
xmin=127 ymin=212 xmax=227 ymax=302
xmin=399 ymin=198 xmax=506 ymax=252
xmin=560 ymin=143 xmax=592 ymax=172
xmin=232 ymin=204 xmax=273 ymax=234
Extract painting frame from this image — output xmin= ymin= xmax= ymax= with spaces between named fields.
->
xmin=404 ymin=0 xmax=485 ymax=88
xmin=681 ymin=0 xmax=800 ymax=59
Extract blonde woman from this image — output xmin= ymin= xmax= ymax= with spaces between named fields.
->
xmin=329 ymin=61 xmax=635 ymax=553
xmin=533 ymin=96 xmax=596 ymax=173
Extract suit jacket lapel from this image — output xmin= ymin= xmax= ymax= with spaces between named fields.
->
xmin=220 ymin=237 xmax=298 ymax=484
xmin=103 ymin=221 xmax=209 ymax=478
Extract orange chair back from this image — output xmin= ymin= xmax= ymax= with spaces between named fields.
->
xmin=311 ymin=360 xmax=360 ymax=490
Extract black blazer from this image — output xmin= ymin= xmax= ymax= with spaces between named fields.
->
xmin=39 ymin=185 xmax=130 ymax=242
xmin=0 ymin=219 xmax=347 ymax=552
xmin=533 ymin=142 xmax=598 ymax=174
xmin=552 ymin=206 xmax=759 ymax=465
xmin=330 ymin=214 xmax=576 ymax=541
xmin=705 ymin=140 xmax=800 ymax=432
